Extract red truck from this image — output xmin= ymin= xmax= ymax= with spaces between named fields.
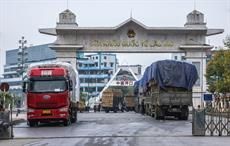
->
xmin=23 ymin=62 xmax=80 ymax=126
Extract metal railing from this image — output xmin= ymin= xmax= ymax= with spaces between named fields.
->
xmin=192 ymin=107 xmax=230 ymax=136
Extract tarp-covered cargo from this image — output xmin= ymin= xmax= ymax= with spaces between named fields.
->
xmin=136 ymin=60 xmax=198 ymax=91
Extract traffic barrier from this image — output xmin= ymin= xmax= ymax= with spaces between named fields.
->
xmin=0 ymin=111 xmax=12 ymax=139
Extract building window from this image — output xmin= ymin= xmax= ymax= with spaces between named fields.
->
xmin=174 ymin=56 xmax=178 ymax=60
xmin=110 ymin=62 xmax=114 ymax=67
xmin=98 ymin=87 xmax=103 ymax=92
xmin=95 ymin=62 xmax=98 ymax=67
xmin=96 ymin=56 xmax=98 ymax=59
xmin=104 ymin=62 xmax=107 ymax=67
xmin=80 ymin=78 xmax=84 ymax=83
xmin=104 ymin=56 xmax=107 ymax=60
xmin=97 ymin=78 xmax=104 ymax=83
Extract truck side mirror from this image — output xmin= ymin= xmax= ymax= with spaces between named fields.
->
xmin=69 ymin=81 xmax=73 ymax=91
xmin=22 ymin=81 xmax=27 ymax=93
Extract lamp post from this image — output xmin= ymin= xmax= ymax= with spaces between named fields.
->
xmin=17 ymin=36 xmax=28 ymax=108
xmin=108 ymin=70 xmax=113 ymax=82
xmin=201 ymin=47 xmax=206 ymax=108
xmin=87 ymin=65 xmax=90 ymax=111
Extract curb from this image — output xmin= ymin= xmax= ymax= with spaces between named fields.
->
xmin=12 ymin=119 xmax=26 ymax=125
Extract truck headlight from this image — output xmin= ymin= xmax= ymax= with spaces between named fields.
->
xmin=59 ymin=107 xmax=68 ymax=112
xmin=28 ymin=108 xmax=35 ymax=113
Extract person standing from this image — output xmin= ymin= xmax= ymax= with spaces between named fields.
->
xmin=98 ymin=103 xmax=101 ymax=112
xmin=141 ymin=99 xmax=145 ymax=115
xmin=94 ymin=105 xmax=97 ymax=112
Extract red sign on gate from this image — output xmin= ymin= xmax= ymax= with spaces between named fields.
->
xmin=0 ymin=82 xmax=9 ymax=92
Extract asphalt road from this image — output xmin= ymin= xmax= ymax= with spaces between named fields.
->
xmin=1 ymin=112 xmax=230 ymax=146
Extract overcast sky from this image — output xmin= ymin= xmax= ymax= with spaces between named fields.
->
xmin=0 ymin=0 xmax=229 ymax=76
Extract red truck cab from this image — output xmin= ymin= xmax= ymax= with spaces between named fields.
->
xmin=23 ymin=63 xmax=79 ymax=126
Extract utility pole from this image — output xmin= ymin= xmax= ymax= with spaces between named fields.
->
xmin=87 ymin=64 xmax=90 ymax=111
xmin=17 ymin=36 xmax=28 ymax=108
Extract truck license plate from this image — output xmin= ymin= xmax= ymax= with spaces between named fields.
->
xmin=42 ymin=110 xmax=51 ymax=114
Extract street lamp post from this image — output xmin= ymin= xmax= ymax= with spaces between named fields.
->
xmin=87 ymin=65 xmax=90 ymax=111
xmin=17 ymin=36 xmax=28 ymax=108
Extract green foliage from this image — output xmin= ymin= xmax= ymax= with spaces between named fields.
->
xmin=80 ymin=92 xmax=88 ymax=100
xmin=206 ymin=36 xmax=230 ymax=93
xmin=0 ymin=92 xmax=13 ymax=108
xmin=224 ymin=35 xmax=230 ymax=48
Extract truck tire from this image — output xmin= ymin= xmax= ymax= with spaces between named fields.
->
xmin=64 ymin=118 xmax=71 ymax=126
xmin=132 ymin=107 xmax=135 ymax=111
xmin=155 ymin=106 xmax=160 ymax=120
xmin=28 ymin=121 xmax=37 ymax=127
xmin=155 ymin=106 xmax=164 ymax=120
xmin=180 ymin=106 xmax=189 ymax=120
xmin=145 ymin=104 xmax=149 ymax=115
xmin=151 ymin=106 xmax=155 ymax=117
xmin=71 ymin=110 xmax=77 ymax=123
xmin=151 ymin=113 xmax=155 ymax=117
xmin=105 ymin=108 xmax=109 ymax=113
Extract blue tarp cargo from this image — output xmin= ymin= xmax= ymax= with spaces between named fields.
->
xmin=136 ymin=60 xmax=198 ymax=92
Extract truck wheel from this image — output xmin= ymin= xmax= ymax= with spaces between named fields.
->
xmin=180 ymin=106 xmax=189 ymax=120
xmin=155 ymin=107 xmax=160 ymax=120
xmin=64 ymin=118 xmax=71 ymax=126
xmin=28 ymin=121 xmax=37 ymax=127
xmin=145 ymin=105 xmax=149 ymax=115
xmin=71 ymin=111 xmax=77 ymax=123
xmin=155 ymin=106 xmax=164 ymax=120
xmin=151 ymin=113 xmax=155 ymax=117
xmin=105 ymin=108 xmax=109 ymax=113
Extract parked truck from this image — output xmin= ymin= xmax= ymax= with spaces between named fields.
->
xmin=77 ymin=100 xmax=86 ymax=113
xmin=134 ymin=60 xmax=198 ymax=120
xmin=124 ymin=95 xmax=135 ymax=111
xmin=101 ymin=88 xmax=123 ymax=113
xmin=23 ymin=62 xmax=80 ymax=126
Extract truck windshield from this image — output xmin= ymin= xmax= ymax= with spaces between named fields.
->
xmin=29 ymin=80 xmax=67 ymax=93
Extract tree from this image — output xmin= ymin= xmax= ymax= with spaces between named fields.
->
xmin=0 ymin=92 xmax=13 ymax=109
xmin=206 ymin=36 xmax=230 ymax=93
xmin=80 ymin=92 xmax=87 ymax=101
xmin=224 ymin=35 xmax=230 ymax=48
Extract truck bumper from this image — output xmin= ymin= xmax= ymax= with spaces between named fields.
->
xmin=27 ymin=109 xmax=69 ymax=122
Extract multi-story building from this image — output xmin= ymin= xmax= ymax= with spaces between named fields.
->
xmin=1 ymin=44 xmax=56 ymax=106
xmin=2 ymin=44 xmax=118 ymax=106
xmin=77 ymin=53 xmax=118 ymax=99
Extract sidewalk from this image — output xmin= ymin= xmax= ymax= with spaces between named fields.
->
xmin=0 ymin=139 xmax=39 ymax=146
xmin=12 ymin=112 xmax=26 ymax=125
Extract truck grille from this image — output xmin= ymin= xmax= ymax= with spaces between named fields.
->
xmin=36 ymin=102 xmax=57 ymax=108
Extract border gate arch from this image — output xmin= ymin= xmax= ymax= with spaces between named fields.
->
xmin=39 ymin=9 xmax=223 ymax=108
